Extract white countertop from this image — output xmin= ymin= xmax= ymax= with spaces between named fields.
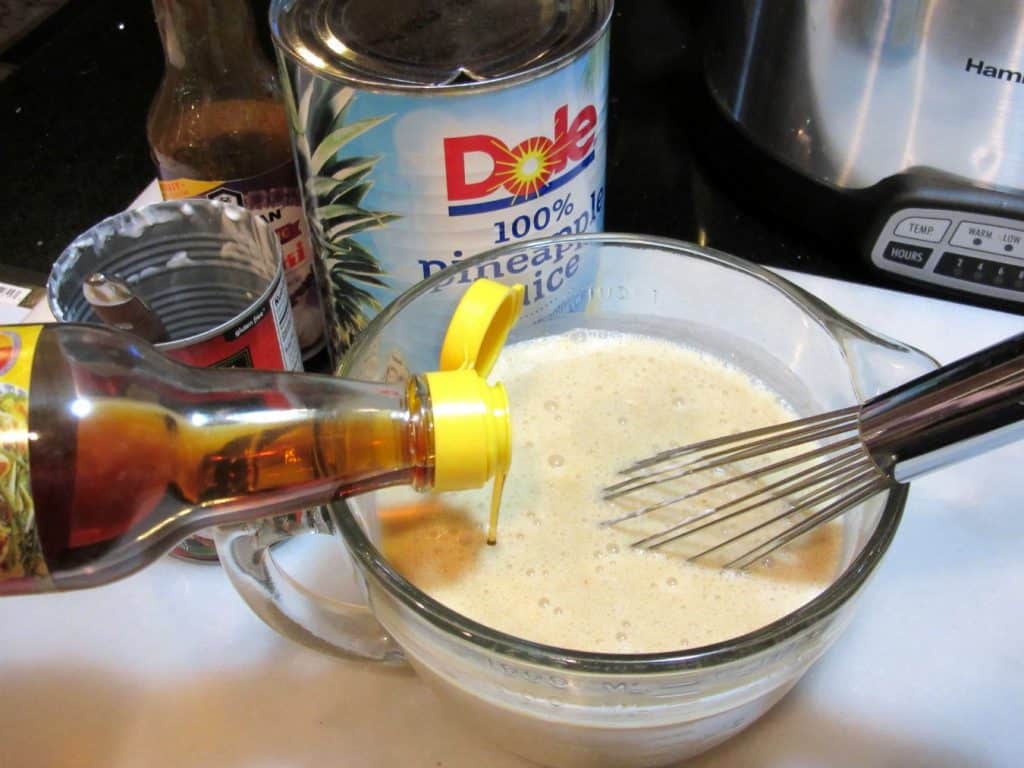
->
xmin=3 ymin=197 xmax=1023 ymax=766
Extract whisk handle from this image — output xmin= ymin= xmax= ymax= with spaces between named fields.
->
xmin=859 ymin=331 xmax=1024 ymax=482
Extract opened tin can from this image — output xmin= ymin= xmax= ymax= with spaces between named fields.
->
xmin=47 ymin=199 xmax=303 ymax=560
xmin=271 ymin=0 xmax=613 ymax=368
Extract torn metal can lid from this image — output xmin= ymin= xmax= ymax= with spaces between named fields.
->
xmin=271 ymin=0 xmax=613 ymax=90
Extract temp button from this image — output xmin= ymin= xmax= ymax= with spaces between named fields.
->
xmin=893 ymin=216 xmax=951 ymax=243
xmin=882 ymin=241 xmax=932 ymax=268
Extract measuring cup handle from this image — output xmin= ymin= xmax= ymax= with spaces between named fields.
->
xmin=214 ymin=508 xmax=404 ymax=663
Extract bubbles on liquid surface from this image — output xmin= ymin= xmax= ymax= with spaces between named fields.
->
xmin=384 ymin=329 xmax=840 ymax=654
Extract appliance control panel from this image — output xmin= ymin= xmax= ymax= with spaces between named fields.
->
xmin=870 ymin=207 xmax=1024 ymax=302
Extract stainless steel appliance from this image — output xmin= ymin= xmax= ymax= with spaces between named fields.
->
xmin=703 ymin=0 xmax=1024 ymax=310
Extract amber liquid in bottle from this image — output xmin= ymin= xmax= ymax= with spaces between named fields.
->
xmin=147 ymin=0 xmax=291 ymax=183
xmin=149 ymin=99 xmax=293 ymax=183
xmin=11 ymin=324 xmax=433 ymax=594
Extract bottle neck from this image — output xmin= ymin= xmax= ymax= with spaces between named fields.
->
xmin=152 ymin=0 xmax=268 ymax=76
xmin=406 ymin=375 xmax=437 ymax=492
xmin=178 ymin=370 xmax=438 ymax=514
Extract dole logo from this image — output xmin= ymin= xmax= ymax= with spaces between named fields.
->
xmin=444 ymin=104 xmax=597 ymax=211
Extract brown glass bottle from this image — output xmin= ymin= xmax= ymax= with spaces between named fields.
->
xmin=0 ymin=323 xmax=510 ymax=595
xmin=147 ymin=0 xmax=328 ymax=366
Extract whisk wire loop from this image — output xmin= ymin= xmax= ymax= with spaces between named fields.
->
xmin=617 ymin=407 xmax=861 ymax=475
xmin=604 ymin=407 xmax=861 ymax=500
xmin=723 ymin=474 xmax=890 ymax=569
xmin=632 ymin=447 xmax=877 ymax=551
xmin=601 ymin=331 xmax=1024 ymax=568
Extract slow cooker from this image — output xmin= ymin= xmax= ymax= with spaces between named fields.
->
xmin=701 ymin=0 xmax=1024 ymax=312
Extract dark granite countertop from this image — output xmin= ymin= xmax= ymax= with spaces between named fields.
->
xmin=0 ymin=1 xmax=892 ymax=291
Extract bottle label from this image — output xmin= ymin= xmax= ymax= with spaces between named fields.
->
xmin=159 ymin=161 xmax=328 ymax=362
xmin=0 ymin=326 xmax=50 ymax=585
xmin=160 ymin=264 xmax=303 ymax=373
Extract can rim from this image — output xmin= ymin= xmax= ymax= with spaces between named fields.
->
xmin=47 ymin=199 xmax=287 ymax=350
xmin=270 ymin=0 xmax=613 ymax=93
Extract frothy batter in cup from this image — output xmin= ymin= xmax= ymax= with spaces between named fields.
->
xmin=381 ymin=330 xmax=842 ymax=653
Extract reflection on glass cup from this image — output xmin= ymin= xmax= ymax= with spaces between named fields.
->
xmin=215 ymin=234 xmax=937 ymax=766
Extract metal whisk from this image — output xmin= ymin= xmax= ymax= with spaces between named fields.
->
xmin=602 ymin=332 xmax=1024 ymax=569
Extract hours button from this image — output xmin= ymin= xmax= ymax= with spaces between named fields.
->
xmin=882 ymin=241 xmax=932 ymax=268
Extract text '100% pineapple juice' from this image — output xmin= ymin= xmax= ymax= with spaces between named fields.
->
xmin=271 ymin=0 xmax=612 ymax=366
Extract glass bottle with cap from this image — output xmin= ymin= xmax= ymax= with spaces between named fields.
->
xmin=147 ymin=0 xmax=329 ymax=367
xmin=0 ymin=280 xmax=522 ymax=596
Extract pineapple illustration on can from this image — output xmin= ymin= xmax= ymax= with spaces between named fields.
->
xmin=271 ymin=0 xmax=612 ymax=367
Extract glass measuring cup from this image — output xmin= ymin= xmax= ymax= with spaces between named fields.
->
xmin=215 ymin=234 xmax=937 ymax=767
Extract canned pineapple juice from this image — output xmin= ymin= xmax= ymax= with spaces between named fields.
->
xmin=271 ymin=0 xmax=612 ymax=366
